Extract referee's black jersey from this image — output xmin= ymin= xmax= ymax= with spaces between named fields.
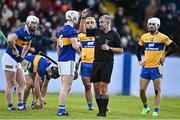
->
xmin=87 ymin=28 xmax=122 ymax=62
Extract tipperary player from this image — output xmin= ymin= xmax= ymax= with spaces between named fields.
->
xmin=20 ymin=55 xmax=60 ymax=108
xmin=78 ymin=17 xmax=96 ymax=110
xmin=56 ymin=10 xmax=81 ymax=116
xmin=136 ymin=17 xmax=177 ymax=116
xmin=2 ymin=15 xmax=39 ymax=110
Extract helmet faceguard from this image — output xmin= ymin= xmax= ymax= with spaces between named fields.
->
xmin=26 ymin=15 xmax=39 ymax=32
xmin=65 ymin=10 xmax=80 ymax=24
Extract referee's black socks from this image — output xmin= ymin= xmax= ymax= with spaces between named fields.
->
xmin=101 ymin=95 xmax=109 ymax=115
xmin=95 ymin=95 xmax=102 ymax=114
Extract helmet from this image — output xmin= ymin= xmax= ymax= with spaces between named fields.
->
xmin=147 ymin=17 xmax=160 ymax=27
xmin=26 ymin=15 xmax=39 ymax=24
xmin=65 ymin=10 xmax=80 ymax=24
xmin=50 ymin=66 xmax=60 ymax=79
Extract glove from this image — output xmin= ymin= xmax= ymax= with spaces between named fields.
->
xmin=21 ymin=59 xmax=31 ymax=70
xmin=17 ymin=56 xmax=24 ymax=63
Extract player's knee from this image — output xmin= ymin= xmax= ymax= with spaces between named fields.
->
xmin=94 ymin=88 xmax=100 ymax=96
xmin=26 ymin=82 xmax=33 ymax=88
xmin=154 ymin=89 xmax=161 ymax=96
xmin=85 ymin=84 xmax=91 ymax=92
xmin=7 ymin=80 xmax=15 ymax=88
xmin=140 ymin=89 xmax=146 ymax=94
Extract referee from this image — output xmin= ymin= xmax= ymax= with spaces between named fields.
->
xmin=80 ymin=9 xmax=124 ymax=117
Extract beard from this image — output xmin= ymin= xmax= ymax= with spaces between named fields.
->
xmin=29 ymin=27 xmax=36 ymax=32
xmin=148 ymin=28 xmax=156 ymax=34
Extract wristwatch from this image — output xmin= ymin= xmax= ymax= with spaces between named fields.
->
xmin=109 ymin=47 xmax=112 ymax=51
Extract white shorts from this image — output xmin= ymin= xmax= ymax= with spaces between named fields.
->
xmin=58 ymin=61 xmax=75 ymax=76
xmin=2 ymin=53 xmax=22 ymax=72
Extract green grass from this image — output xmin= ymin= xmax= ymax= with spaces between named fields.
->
xmin=0 ymin=92 xmax=180 ymax=119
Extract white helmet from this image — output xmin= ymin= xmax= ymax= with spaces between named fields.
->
xmin=65 ymin=10 xmax=80 ymax=24
xmin=26 ymin=15 xmax=39 ymax=24
xmin=147 ymin=17 xmax=160 ymax=27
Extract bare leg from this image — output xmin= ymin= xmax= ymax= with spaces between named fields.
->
xmin=4 ymin=70 xmax=16 ymax=109
xmin=82 ymin=77 xmax=93 ymax=109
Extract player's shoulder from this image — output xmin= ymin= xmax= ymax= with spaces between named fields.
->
xmin=64 ymin=24 xmax=76 ymax=31
xmin=78 ymin=33 xmax=86 ymax=38
xmin=157 ymin=32 xmax=168 ymax=38
xmin=141 ymin=32 xmax=150 ymax=38
xmin=16 ymin=26 xmax=26 ymax=32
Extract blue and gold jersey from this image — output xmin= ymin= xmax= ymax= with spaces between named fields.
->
xmin=78 ymin=33 xmax=95 ymax=63
xmin=24 ymin=55 xmax=51 ymax=77
xmin=56 ymin=24 xmax=77 ymax=62
xmin=139 ymin=32 xmax=172 ymax=68
xmin=6 ymin=26 xmax=34 ymax=62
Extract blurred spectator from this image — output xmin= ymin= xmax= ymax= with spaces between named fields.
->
xmin=30 ymin=26 xmax=54 ymax=55
xmin=120 ymin=25 xmax=137 ymax=53
xmin=0 ymin=0 xmax=179 ymax=55
xmin=114 ymin=7 xmax=128 ymax=36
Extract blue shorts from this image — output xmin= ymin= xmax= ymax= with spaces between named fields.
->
xmin=80 ymin=63 xmax=93 ymax=77
xmin=140 ymin=67 xmax=161 ymax=80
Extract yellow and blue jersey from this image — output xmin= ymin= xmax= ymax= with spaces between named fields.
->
xmin=56 ymin=24 xmax=77 ymax=62
xmin=24 ymin=55 xmax=51 ymax=77
xmin=78 ymin=33 xmax=95 ymax=63
xmin=139 ymin=32 xmax=172 ymax=68
xmin=6 ymin=26 xmax=34 ymax=62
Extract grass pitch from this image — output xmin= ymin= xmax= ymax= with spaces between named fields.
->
xmin=0 ymin=92 xmax=179 ymax=119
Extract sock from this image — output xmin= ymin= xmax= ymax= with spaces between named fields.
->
xmin=95 ymin=96 xmax=102 ymax=113
xmin=18 ymin=101 xmax=24 ymax=109
xmin=154 ymin=107 xmax=159 ymax=113
xmin=8 ymin=103 xmax=13 ymax=108
xmin=101 ymin=95 xmax=109 ymax=114
xmin=143 ymin=103 xmax=148 ymax=108
xmin=88 ymin=102 xmax=93 ymax=109
xmin=58 ymin=105 xmax=65 ymax=113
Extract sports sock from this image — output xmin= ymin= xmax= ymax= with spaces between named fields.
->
xmin=143 ymin=103 xmax=148 ymax=108
xmin=88 ymin=102 xmax=93 ymax=109
xmin=154 ymin=107 xmax=159 ymax=112
xmin=8 ymin=103 xmax=13 ymax=109
xmin=95 ymin=96 xmax=102 ymax=113
xmin=101 ymin=95 xmax=109 ymax=114
xmin=58 ymin=105 xmax=66 ymax=113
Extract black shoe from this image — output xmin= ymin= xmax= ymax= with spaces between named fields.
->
xmin=88 ymin=108 xmax=93 ymax=111
xmin=97 ymin=113 xmax=106 ymax=117
xmin=96 ymin=113 xmax=101 ymax=117
xmin=8 ymin=107 xmax=16 ymax=111
xmin=57 ymin=112 xmax=69 ymax=116
xmin=101 ymin=113 xmax=106 ymax=117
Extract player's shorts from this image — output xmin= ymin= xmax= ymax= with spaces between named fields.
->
xmin=58 ymin=60 xmax=75 ymax=76
xmin=2 ymin=53 xmax=22 ymax=72
xmin=90 ymin=61 xmax=114 ymax=83
xmin=140 ymin=67 xmax=161 ymax=80
xmin=80 ymin=62 xmax=93 ymax=77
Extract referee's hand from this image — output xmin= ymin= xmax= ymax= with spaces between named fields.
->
xmin=101 ymin=44 xmax=110 ymax=51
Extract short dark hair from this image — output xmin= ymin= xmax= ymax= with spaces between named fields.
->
xmin=50 ymin=66 xmax=60 ymax=79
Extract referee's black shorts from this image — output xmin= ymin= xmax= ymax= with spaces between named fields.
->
xmin=90 ymin=61 xmax=114 ymax=83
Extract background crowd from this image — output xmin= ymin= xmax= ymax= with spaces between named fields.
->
xmin=0 ymin=0 xmax=180 ymax=55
